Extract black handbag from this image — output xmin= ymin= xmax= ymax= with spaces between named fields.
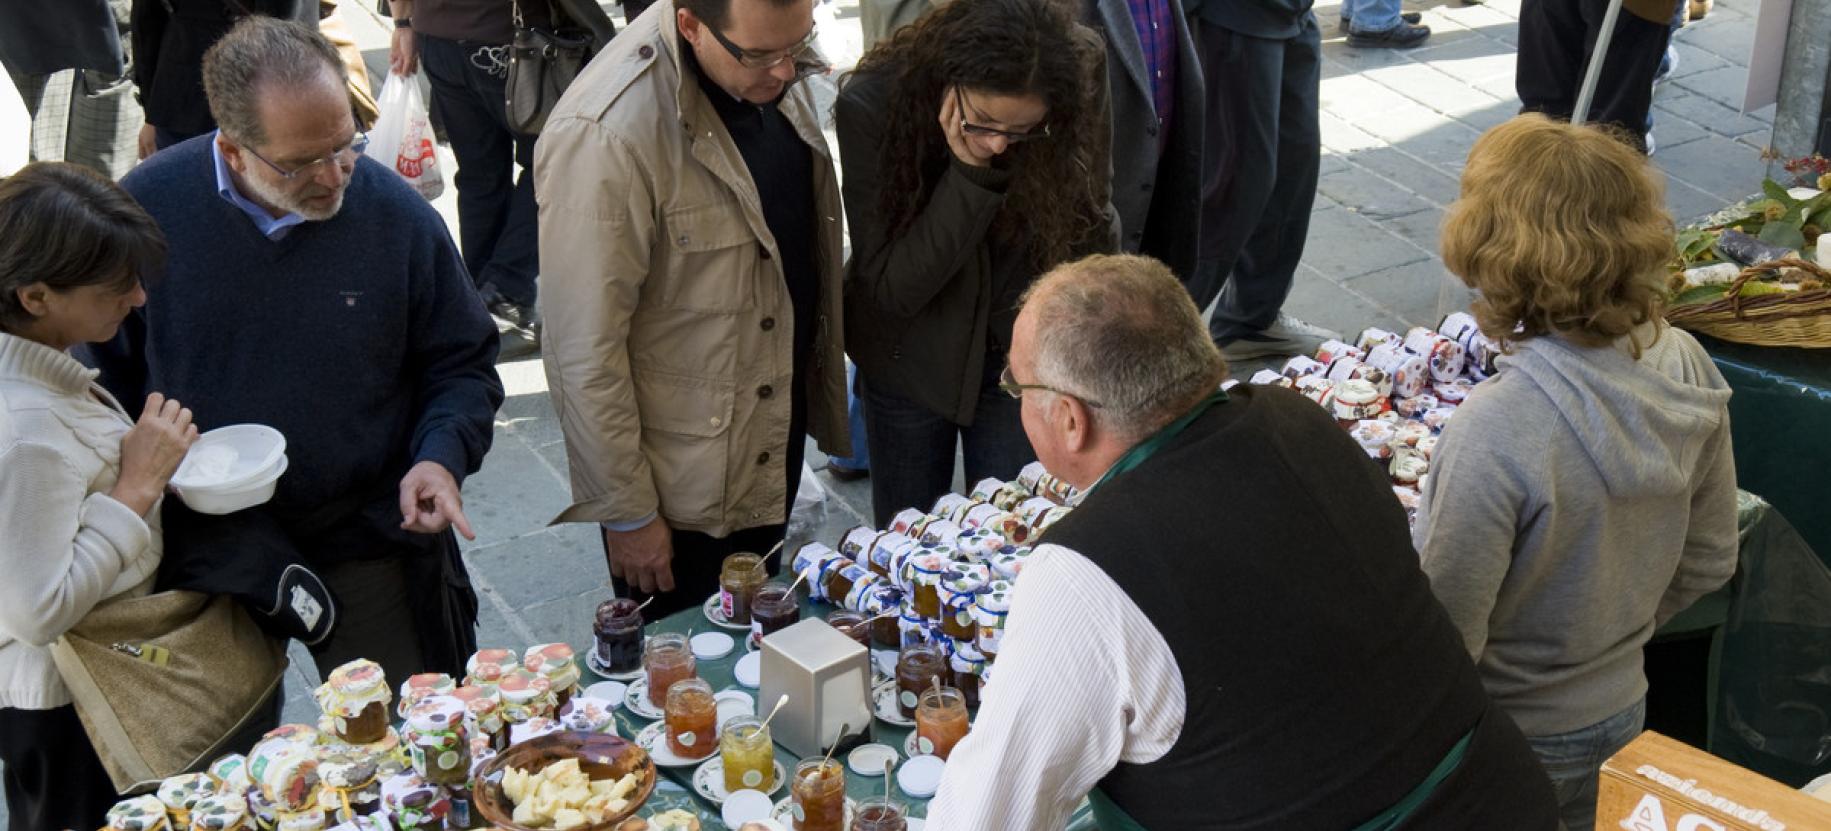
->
xmin=506 ymin=0 xmax=594 ymax=134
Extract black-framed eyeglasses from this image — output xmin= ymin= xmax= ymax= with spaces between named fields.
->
xmin=241 ymin=133 xmax=369 ymax=181
xmin=956 ymin=88 xmax=1051 ymax=143
xmin=706 ymin=22 xmax=828 ymax=77
xmin=999 ymin=364 xmax=1103 ymax=407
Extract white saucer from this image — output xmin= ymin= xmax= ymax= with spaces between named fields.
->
xmin=585 ymin=648 xmax=645 ymax=681
xmin=873 ymin=683 xmax=915 ymax=727
xmin=846 ymin=743 xmax=899 ymax=777
xmin=623 ymin=677 xmax=665 ymax=721
xmin=693 ymin=755 xmax=787 ymax=803
xmin=691 ymin=632 xmax=736 ymax=661
xmin=584 ymin=681 xmax=628 ymax=705
xmin=897 ymin=755 xmax=944 ymax=799
xmin=703 ymin=593 xmax=755 ymax=632
xmin=633 ymin=720 xmax=718 ymax=768
xmin=715 ymin=689 xmax=755 ymax=726
xmin=733 ymin=652 xmax=762 ymax=688
xmin=771 ymin=796 xmax=856 ymax=827
xmin=721 ymin=789 xmax=778 ymax=828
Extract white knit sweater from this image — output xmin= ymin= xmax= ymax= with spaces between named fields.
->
xmin=0 ymin=333 xmax=161 ymax=710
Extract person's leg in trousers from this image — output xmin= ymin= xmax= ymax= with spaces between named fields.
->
xmin=960 ymin=361 xmax=1036 ymax=486
xmin=464 ymin=43 xmax=541 ymax=308
xmin=1579 ymin=2 xmax=1672 ymax=148
xmin=828 ymin=361 xmax=870 ymax=475
xmin=1517 ymin=0 xmax=1590 ymax=119
xmin=310 ymin=556 xmax=426 ymax=685
xmin=1216 ymin=17 xmax=1321 ymax=337
xmin=1343 ymin=0 xmax=1401 ymax=35
xmin=0 ymin=705 xmax=123 ymax=831
xmin=1189 ymin=21 xmax=1271 ymax=320
xmin=859 ymin=372 xmax=966 ymax=528
xmin=418 ymin=35 xmax=515 ymax=293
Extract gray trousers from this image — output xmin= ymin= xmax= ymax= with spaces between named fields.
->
xmin=8 ymin=67 xmax=142 ymax=180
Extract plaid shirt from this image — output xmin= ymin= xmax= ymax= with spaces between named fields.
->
xmin=1126 ymin=0 xmax=1178 ymax=132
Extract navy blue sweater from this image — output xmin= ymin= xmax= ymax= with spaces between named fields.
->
xmin=90 ymin=136 xmax=503 ymax=519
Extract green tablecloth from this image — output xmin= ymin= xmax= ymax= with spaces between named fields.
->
xmin=1696 ymin=335 xmax=1831 ymax=570
xmin=587 ymin=593 xmax=928 ymax=829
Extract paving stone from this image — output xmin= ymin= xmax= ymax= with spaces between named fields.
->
xmin=1671 ymin=65 xmax=1765 ymax=115
xmin=1318 ymin=165 xmax=1439 ymax=219
xmin=1668 ymin=40 xmax=1732 ymax=80
xmin=1344 ymin=147 xmax=1463 ymax=205
xmin=519 ymin=589 xmax=615 ymax=648
xmin=1343 ymin=259 xmax=1454 ymax=327
xmin=1662 ymin=168 xmax=1750 ymax=224
xmin=1422 ymin=6 xmax=1521 ymax=47
xmin=1384 ymin=206 xmax=1450 ymax=261
xmin=1676 ymin=12 xmax=1757 ymax=62
xmin=1654 ymin=134 xmax=1775 ymax=203
xmin=1365 ymin=60 xmax=1509 ymax=118
xmin=457 ymin=432 xmax=572 ymax=549
xmin=1320 ymin=110 xmax=1387 ymax=153
xmin=497 ymin=390 xmax=565 ymax=449
xmin=1409 ymin=34 xmax=1520 ymax=85
xmin=1649 ymin=109 xmax=1714 ymax=151
xmin=1321 ymin=36 xmax=1425 ymax=77
xmin=1300 ymin=205 xmax=1434 ymax=280
xmin=1355 ymin=109 xmax=1485 ymax=168
xmin=1320 ymin=72 xmax=1426 ymax=122
xmin=1453 ymin=99 xmax=1521 ymax=133
xmin=466 ymin=526 xmax=607 ymax=610
xmin=1281 ymin=265 xmax=1409 ymax=338
xmin=1653 ymin=89 xmax=1771 ymax=139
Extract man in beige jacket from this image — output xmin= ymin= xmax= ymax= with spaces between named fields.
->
xmin=535 ymin=0 xmax=848 ymax=617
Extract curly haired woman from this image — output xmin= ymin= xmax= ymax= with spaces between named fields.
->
xmin=1415 ymin=114 xmax=1739 ymax=831
xmin=835 ymin=0 xmax=1116 ymax=525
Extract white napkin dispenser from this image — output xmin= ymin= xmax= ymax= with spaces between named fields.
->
xmin=758 ymin=618 xmax=873 ymax=758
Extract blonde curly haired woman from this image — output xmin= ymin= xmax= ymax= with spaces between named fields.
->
xmin=1413 ymin=114 xmax=1739 ymax=831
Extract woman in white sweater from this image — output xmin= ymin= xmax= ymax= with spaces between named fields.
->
xmin=0 ymin=162 xmax=199 ymax=830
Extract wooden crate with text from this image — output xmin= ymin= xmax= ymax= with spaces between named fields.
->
xmin=1598 ymin=731 xmax=1831 ymax=830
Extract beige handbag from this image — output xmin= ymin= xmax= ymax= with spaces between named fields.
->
xmin=50 ymin=590 xmax=288 ymax=793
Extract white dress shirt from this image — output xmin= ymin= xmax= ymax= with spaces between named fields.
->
xmin=927 ymin=543 xmax=1185 ymax=829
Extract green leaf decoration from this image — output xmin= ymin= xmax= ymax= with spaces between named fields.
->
xmin=1758 ymin=221 xmax=1808 ymax=252
xmin=1672 ymin=284 xmax=1729 ymax=306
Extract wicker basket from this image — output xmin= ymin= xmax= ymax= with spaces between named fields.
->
xmin=1665 ymin=258 xmax=1831 ymax=348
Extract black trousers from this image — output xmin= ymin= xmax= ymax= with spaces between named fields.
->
xmin=418 ymin=33 xmax=541 ymax=307
xmin=1516 ymin=0 xmax=1674 ymax=150
xmin=857 ymin=364 xmax=1034 ymax=530
xmin=0 ymin=705 xmax=121 ymax=831
xmin=1187 ymin=17 xmax=1323 ymax=343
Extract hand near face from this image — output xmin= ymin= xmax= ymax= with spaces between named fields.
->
xmin=399 ymin=460 xmax=474 ymax=540
xmin=939 ymin=86 xmax=993 ymax=169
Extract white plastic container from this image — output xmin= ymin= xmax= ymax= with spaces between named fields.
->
xmin=171 ymin=425 xmax=287 ymax=491
xmin=177 ymin=454 xmax=289 ymax=515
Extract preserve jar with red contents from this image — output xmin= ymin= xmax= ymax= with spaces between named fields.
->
xmin=718 ymin=553 xmax=767 ymax=625
xmin=851 ymin=797 xmax=908 ymax=831
xmin=750 ymin=583 xmax=801 ymax=649
xmin=643 ymin=633 xmax=696 ymax=709
xmin=593 ymin=598 xmax=644 ymax=674
xmin=825 ymin=610 xmax=870 ymax=649
xmin=894 ymin=645 xmax=946 ymax=719
xmin=870 ymin=587 xmax=903 ymax=648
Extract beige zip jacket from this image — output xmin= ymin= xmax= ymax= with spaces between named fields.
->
xmin=534 ymin=2 xmax=848 ymax=537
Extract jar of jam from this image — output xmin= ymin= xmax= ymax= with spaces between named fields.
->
xmin=720 ymin=715 xmax=776 ymax=793
xmin=1031 ymin=505 xmax=1071 ymax=534
xmin=837 ymin=526 xmax=880 ymax=560
xmin=894 ymin=645 xmax=946 ymax=719
xmin=1016 ymin=460 xmax=1047 ymax=492
xmin=952 ymin=527 xmax=1004 ymax=560
xmin=719 ymin=552 xmax=768 ymax=625
xmin=909 ymin=555 xmax=947 ymax=620
xmin=914 ymin=686 xmax=970 ymax=760
xmin=992 ymin=513 xmax=1033 ymax=545
xmin=523 ymin=643 xmax=581 ymax=709
xmin=888 ymin=508 xmax=927 ymax=536
xmin=948 ymin=642 xmax=985 ymax=709
xmin=380 ymin=783 xmax=444 ymax=831
xmin=643 ymin=632 xmax=697 ymax=709
xmin=959 ymin=502 xmax=1003 ymax=530
xmin=918 ymin=520 xmax=963 ymax=547
xmin=404 ymin=696 xmax=469 ymax=787
xmin=496 ymin=668 xmax=555 ymax=723
xmin=841 ymin=571 xmax=886 ymax=613
xmin=791 ymin=759 xmax=846 ymax=831
xmin=825 ymin=610 xmax=870 ymax=649
xmin=315 ymin=752 xmax=381 ymax=821
xmin=898 ymin=605 xmax=930 ymax=651
xmin=593 ymin=598 xmax=644 ymax=674
xmin=938 ymin=587 xmax=977 ymax=642
xmin=1013 ymin=497 xmax=1055 ymax=527
xmin=851 ymin=797 xmax=909 ymax=831
xmin=157 ymin=773 xmax=219 ymax=828
xmin=973 ymin=581 xmax=1012 ymax=659
xmin=790 ymin=543 xmax=842 ymax=593
xmin=664 ymin=677 xmax=718 ymax=760
xmin=559 ymin=695 xmax=617 ymax=734
xmin=450 ymin=685 xmax=506 ymax=750
xmin=191 ymin=794 xmax=250 ymax=831
xmin=822 ymin=560 xmax=872 ymax=611
xmin=870 ymin=588 xmax=903 ymax=648
xmin=867 ymin=532 xmax=917 ymax=579
xmin=315 ymin=659 xmax=392 ymax=746
xmin=968 ymin=477 xmax=1004 ymax=503
xmin=106 ymin=796 xmax=171 ymax=831
xmin=750 ymin=583 xmax=802 ymax=649
xmin=274 ymin=809 xmax=326 ymax=831
xmin=930 ymin=493 xmax=973 ymax=523
xmin=464 ymin=648 xmax=519 ymax=690
xmin=395 ymin=673 xmax=453 ymax=720
xmin=990 ymin=482 xmax=1030 ymax=511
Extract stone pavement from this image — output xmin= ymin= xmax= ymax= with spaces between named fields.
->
xmin=0 ymin=0 xmax=1775 ymax=818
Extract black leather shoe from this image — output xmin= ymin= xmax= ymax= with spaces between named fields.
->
xmin=1339 ymin=10 xmax=1422 ymax=27
xmin=1347 ymin=22 xmax=1432 ymax=48
xmin=480 ymin=284 xmax=540 ymax=344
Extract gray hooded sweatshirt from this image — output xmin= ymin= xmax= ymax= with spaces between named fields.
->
xmin=1413 ymin=323 xmax=1738 ymax=737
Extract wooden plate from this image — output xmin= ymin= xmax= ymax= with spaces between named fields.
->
xmin=472 ymin=730 xmax=658 ymax=830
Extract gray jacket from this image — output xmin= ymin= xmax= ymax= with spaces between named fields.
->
xmin=1413 ymin=323 xmax=1738 ymax=737
xmin=1081 ymin=0 xmax=1203 ymax=281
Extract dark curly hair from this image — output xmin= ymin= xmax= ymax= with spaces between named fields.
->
xmin=848 ymin=0 xmax=1108 ymax=270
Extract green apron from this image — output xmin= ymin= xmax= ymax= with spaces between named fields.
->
xmin=1080 ymin=389 xmax=1473 ymax=831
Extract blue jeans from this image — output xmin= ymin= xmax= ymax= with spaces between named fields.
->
xmin=1342 ymin=0 xmax=1403 ymax=34
xmin=857 ymin=365 xmax=1035 ymax=528
xmin=1526 ymin=697 xmax=1647 ymax=831
xmin=828 ymin=362 xmax=870 ymax=472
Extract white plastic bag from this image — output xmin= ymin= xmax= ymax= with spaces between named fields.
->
xmin=786 ymin=461 xmax=831 ymax=542
xmin=365 ymin=71 xmax=444 ymax=201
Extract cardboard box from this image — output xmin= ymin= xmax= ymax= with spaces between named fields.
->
xmin=1598 ymin=731 xmax=1831 ymax=830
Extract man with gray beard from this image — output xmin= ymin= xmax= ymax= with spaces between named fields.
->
xmin=85 ymin=16 xmax=504 ymax=685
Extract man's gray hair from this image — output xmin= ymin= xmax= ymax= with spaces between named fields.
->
xmin=1023 ymin=255 xmax=1228 ymax=441
xmin=202 ymin=17 xmax=348 ymax=147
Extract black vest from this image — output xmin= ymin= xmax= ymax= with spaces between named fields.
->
xmin=1040 ymin=386 xmax=1560 ymax=829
